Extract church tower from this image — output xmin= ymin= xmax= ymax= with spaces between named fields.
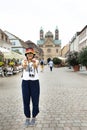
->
xmin=37 ymin=26 xmax=61 ymax=61
xmin=55 ymin=26 xmax=59 ymax=40
xmin=40 ymin=27 xmax=44 ymax=40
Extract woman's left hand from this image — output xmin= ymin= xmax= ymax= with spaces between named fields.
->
xmin=32 ymin=59 xmax=37 ymax=68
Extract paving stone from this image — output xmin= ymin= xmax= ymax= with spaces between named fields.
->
xmin=71 ymin=127 xmax=80 ymax=130
xmin=64 ymin=127 xmax=71 ymax=130
xmin=55 ymin=128 xmax=64 ymax=130
xmin=80 ymin=127 xmax=87 ymax=130
xmin=0 ymin=67 xmax=87 ymax=129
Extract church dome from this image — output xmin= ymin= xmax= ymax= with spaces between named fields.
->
xmin=45 ymin=31 xmax=53 ymax=38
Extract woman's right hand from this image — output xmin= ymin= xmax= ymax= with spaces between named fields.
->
xmin=22 ymin=59 xmax=28 ymax=69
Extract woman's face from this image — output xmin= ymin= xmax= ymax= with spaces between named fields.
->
xmin=26 ymin=53 xmax=34 ymax=60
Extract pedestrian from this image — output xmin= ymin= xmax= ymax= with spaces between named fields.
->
xmin=48 ymin=59 xmax=53 ymax=71
xmin=40 ymin=58 xmax=44 ymax=72
xmin=21 ymin=48 xmax=40 ymax=127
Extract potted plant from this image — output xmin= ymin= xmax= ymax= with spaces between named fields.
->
xmin=0 ymin=61 xmax=4 ymax=67
xmin=9 ymin=60 xmax=15 ymax=67
xmin=79 ymin=47 xmax=87 ymax=70
xmin=0 ymin=54 xmax=4 ymax=67
xmin=53 ymin=57 xmax=62 ymax=67
xmin=67 ymin=51 xmax=80 ymax=71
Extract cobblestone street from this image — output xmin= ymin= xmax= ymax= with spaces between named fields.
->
xmin=0 ymin=66 xmax=87 ymax=130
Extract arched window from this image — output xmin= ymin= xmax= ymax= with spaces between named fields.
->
xmin=56 ymin=49 xmax=58 ymax=53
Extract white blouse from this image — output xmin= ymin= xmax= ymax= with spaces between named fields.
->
xmin=21 ymin=60 xmax=39 ymax=80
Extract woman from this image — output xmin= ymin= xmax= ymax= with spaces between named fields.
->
xmin=21 ymin=48 xmax=40 ymax=127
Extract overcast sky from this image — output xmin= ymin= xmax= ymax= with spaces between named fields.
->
xmin=0 ymin=0 xmax=87 ymax=47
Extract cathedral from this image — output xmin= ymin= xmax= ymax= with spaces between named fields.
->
xmin=37 ymin=26 xmax=61 ymax=61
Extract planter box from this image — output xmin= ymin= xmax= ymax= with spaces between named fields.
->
xmin=73 ymin=65 xmax=80 ymax=72
xmin=54 ymin=64 xmax=61 ymax=68
xmin=54 ymin=64 xmax=59 ymax=68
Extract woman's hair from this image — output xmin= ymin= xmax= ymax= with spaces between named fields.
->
xmin=26 ymin=53 xmax=34 ymax=60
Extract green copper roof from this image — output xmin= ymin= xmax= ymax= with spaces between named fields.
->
xmin=37 ymin=40 xmax=44 ymax=45
xmin=54 ymin=40 xmax=61 ymax=44
xmin=37 ymin=39 xmax=61 ymax=45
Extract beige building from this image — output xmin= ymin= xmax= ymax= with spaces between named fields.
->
xmin=61 ymin=43 xmax=70 ymax=57
xmin=37 ymin=27 xmax=61 ymax=61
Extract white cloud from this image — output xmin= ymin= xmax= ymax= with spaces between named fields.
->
xmin=0 ymin=0 xmax=87 ymax=47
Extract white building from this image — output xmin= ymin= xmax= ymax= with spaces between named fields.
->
xmin=69 ymin=25 xmax=87 ymax=53
xmin=4 ymin=31 xmax=28 ymax=55
xmin=0 ymin=29 xmax=12 ymax=51
xmin=70 ymin=32 xmax=80 ymax=52
xmin=78 ymin=25 xmax=87 ymax=51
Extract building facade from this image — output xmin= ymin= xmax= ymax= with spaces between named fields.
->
xmin=78 ymin=25 xmax=87 ymax=51
xmin=70 ymin=32 xmax=80 ymax=52
xmin=4 ymin=31 xmax=28 ymax=55
xmin=61 ymin=43 xmax=70 ymax=57
xmin=0 ymin=29 xmax=12 ymax=51
xmin=69 ymin=25 xmax=87 ymax=53
xmin=37 ymin=27 xmax=61 ymax=61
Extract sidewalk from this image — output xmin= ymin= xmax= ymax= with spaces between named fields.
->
xmin=38 ymin=66 xmax=87 ymax=130
xmin=0 ymin=66 xmax=87 ymax=130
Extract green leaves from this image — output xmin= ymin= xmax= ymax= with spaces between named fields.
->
xmin=79 ymin=47 xmax=87 ymax=66
xmin=67 ymin=51 xmax=80 ymax=66
xmin=53 ymin=57 xmax=62 ymax=65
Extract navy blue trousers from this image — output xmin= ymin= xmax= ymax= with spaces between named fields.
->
xmin=50 ymin=66 xmax=53 ymax=71
xmin=22 ymin=80 xmax=40 ymax=118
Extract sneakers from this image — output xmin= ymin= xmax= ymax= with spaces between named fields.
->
xmin=30 ymin=118 xmax=36 ymax=126
xmin=24 ymin=119 xmax=31 ymax=127
xmin=24 ymin=118 xmax=36 ymax=127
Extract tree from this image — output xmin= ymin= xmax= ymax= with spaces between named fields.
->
xmin=79 ymin=47 xmax=87 ymax=66
xmin=67 ymin=51 xmax=80 ymax=66
xmin=53 ymin=57 xmax=62 ymax=65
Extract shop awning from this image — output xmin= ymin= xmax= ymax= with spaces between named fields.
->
xmin=3 ymin=51 xmax=25 ymax=60
xmin=58 ymin=56 xmax=67 ymax=61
